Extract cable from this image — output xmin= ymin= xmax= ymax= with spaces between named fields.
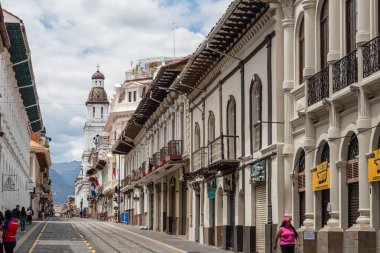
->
xmin=292 ymin=124 xmax=380 ymax=175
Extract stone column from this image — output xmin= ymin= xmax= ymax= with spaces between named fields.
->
xmin=281 ymin=0 xmax=295 ymax=220
xmin=356 ymin=0 xmax=370 ymax=44
xmin=327 ymin=104 xmax=340 ymax=227
xmin=327 ymin=0 xmax=340 ymax=63
xmin=302 ymin=0 xmax=316 ymax=78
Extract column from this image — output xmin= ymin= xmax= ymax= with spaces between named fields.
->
xmin=356 ymin=0 xmax=370 ymax=44
xmin=303 ymin=115 xmax=316 ymax=228
xmin=327 ymin=104 xmax=340 ymax=227
xmin=302 ymin=0 xmax=316 ymax=78
xmin=327 ymin=0 xmax=340 ymax=63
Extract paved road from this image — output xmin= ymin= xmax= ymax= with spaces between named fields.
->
xmin=16 ymin=218 xmax=229 ymax=253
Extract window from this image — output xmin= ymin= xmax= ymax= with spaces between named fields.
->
xmin=194 ymin=123 xmax=201 ymax=150
xmin=208 ymin=112 xmax=215 ymax=142
xmin=226 ymin=96 xmax=236 ymax=159
xmin=299 ymin=18 xmax=305 ymax=84
xmin=180 ymin=108 xmax=184 ymax=140
xmin=171 ymin=114 xmax=175 ymax=140
xmin=320 ymin=0 xmax=329 ymax=69
xmin=133 ymin=91 xmax=137 ymax=101
xmin=101 ymin=107 xmax=104 ymax=118
xmin=346 ymin=0 xmax=357 ymax=53
xmin=93 ymin=107 xmax=95 ymax=118
xmin=250 ymin=77 xmax=262 ymax=152
xmin=128 ymin=92 xmax=132 ymax=102
xmin=298 ymin=150 xmax=306 ymax=226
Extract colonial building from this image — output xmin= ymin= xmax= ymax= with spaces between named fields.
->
xmin=75 ymin=67 xmax=109 ymax=215
xmin=282 ymin=0 xmax=380 ymax=252
xmin=0 ymin=8 xmax=45 ymax=212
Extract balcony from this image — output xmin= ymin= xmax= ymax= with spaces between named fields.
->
xmin=332 ymin=50 xmax=358 ymax=93
xmin=363 ymin=35 xmax=380 ymax=78
xmin=208 ymin=135 xmax=239 ymax=171
xmin=161 ymin=140 xmax=183 ymax=163
xmin=192 ymin=147 xmax=208 ymax=172
xmin=307 ymin=67 xmax=329 ymax=106
xmin=121 ymin=176 xmax=131 ymax=188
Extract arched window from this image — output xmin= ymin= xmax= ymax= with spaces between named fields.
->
xmin=194 ymin=123 xmax=201 ymax=151
xmin=321 ymin=142 xmax=330 ymax=163
xmin=101 ymin=107 xmax=104 ymax=118
xmin=171 ymin=113 xmax=175 ymax=140
xmin=250 ymin=76 xmax=262 ymax=152
xmin=298 ymin=149 xmax=306 ymax=226
xmin=93 ymin=107 xmax=95 ymax=118
xmin=320 ymin=0 xmax=329 ymax=69
xmin=299 ymin=18 xmax=305 ymax=84
xmin=319 ymin=142 xmax=330 ymax=227
xmin=180 ymin=107 xmax=184 ymax=140
xmin=346 ymin=0 xmax=357 ymax=53
xmin=226 ymin=96 xmax=236 ymax=159
xmin=208 ymin=112 xmax=215 ymax=142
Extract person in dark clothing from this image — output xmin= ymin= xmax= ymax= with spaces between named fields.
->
xmin=11 ymin=206 xmax=20 ymax=220
xmin=1 ymin=210 xmax=19 ymax=253
xmin=26 ymin=207 xmax=33 ymax=225
xmin=19 ymin=207 xmax=26 ymax=233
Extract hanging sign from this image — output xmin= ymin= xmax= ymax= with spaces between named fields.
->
xmin=312 ymin=161 xmax=330 ymax=191
xmin=208 ymin=186 xmax=216 ymax=199
xmin=368 ymin=149 xmax=380 ymax=182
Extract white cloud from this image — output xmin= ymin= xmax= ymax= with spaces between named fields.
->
xmin=1 ymin=0 xmax=231 ymax=162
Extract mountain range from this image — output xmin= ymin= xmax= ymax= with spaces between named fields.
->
xmin=50 ymin=160 xmax=81 ymax=204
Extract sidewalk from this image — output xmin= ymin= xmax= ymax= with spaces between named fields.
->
xmin=107 ymin=222 xmax=231 ymax=253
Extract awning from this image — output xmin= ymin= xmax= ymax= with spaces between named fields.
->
xmin=4 ymin=10 xmax=43 ymax=132
xmin=86 ymin=168 xmax=96 ymax=176
xmin=95 ymin=159 xmax=107 ymax=170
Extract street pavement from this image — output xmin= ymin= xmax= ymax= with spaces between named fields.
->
xmin=15 ymin=217 xmax=230 ymax=253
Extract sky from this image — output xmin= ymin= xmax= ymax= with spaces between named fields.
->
xmin=1 ymin=0 xmax=231 ymax=163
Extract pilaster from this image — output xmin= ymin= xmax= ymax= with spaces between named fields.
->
xmin=302 ymin=0 xmax=316 ymax=78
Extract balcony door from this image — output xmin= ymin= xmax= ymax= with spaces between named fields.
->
xmin=226 ymin=96 xmax=236 ymax=160
xmin=346 ymin=0 xmax=357 ymax=53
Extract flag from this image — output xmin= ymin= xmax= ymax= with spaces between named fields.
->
xmin=112 ymin=158 xmax=117 ymax=177
xmin=91 ymin=181 xmax=97 ymax=197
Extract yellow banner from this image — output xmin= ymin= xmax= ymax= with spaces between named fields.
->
xmin=312 ymin=161 xmax=330 ymax=191
xmin=368 ymin=149 xmax=380 ymax=182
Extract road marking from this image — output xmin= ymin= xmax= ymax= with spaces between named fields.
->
xmin=99 ymin=222 xmax=186 ymax=253
xmin=28 ymin=220 xmax=49 ymax=253
xmin=72 ymin=223 xmax=97 ymax=253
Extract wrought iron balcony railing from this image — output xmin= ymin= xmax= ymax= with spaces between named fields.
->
xmin=332 ymin=50 xmax=358 ymax=92
xmin=362 ymin=35 xmax=380 ymax=78
xmin=192 ymin=147 xmax=208 ymax=171
xmin=208 ymin=135 xmax=238 ymax=165
xmin=307 ymin=67 xmax=329 ymax=106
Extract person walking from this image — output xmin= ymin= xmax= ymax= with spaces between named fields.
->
xmin=19 ymin=208 xmax=26 ymax=233
xmin=10 ymin=206 xmax=19 ymax=221
xmin=1 ymin=210 xmax=19 ymax=253
xmin=0 ymin=211 xmax=4 ymax=253
xmin=274 ymin=217 xmax=299 ymax=253
xmin=26 ymin=208 xmax=33 ymax=225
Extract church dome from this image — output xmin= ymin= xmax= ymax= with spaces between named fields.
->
xmin=92 ymin=70 xmax=105 ymax=80
xmin=86 ymin=87 xmax=109 ymax=105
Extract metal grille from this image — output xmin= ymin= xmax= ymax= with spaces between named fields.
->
xmin=348 ymin=183 xmax=359 ymax=227
xmin=298 ymin=172 xmax=306 ymax=192
xmin=256 ymin=183 xmax=267 ymax=252
xmin=321 ymin=189 xmax=330 ymax=227
xmin=332 ymin=50 xmax=358 ymax=92
xmin=299 ymin=191 xmax=306 ymax=226
xmin=363 ymin=35 xmax=380 ymax=78
xmin=347 ymin=135 xmax=359 ymax=160
xmin=307 ymin=67 xmax=329 ymax=106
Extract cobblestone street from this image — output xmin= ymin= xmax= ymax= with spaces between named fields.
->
xmin=15 ymin=217 xmax=229 ymax=253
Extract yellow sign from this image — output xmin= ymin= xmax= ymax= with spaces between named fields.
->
xmin=368 ymin=149 xmax=380 ymax=182
xmin=312 ymin=161 xmax=330 ymax=191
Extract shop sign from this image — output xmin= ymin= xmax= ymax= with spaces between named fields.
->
xmin=312 ymin=161 xmax=330 ymax=191
xmin=368 ymin=149 xmax=380 ymax=182
xmin=250 ymin=160 xmax=266 ymax=182
xmin=208 ymin=186 xmax=216 ymax=199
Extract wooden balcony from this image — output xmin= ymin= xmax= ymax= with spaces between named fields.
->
xmin=307 ymin=67 xmax=329 ymax=106
xmin=160 ymin=140 xmax=183 ymax=164
xmin=208 ymin=135 xmax=239 ymax=171
xmin=192 ymin=147 xmax=208 ymax=172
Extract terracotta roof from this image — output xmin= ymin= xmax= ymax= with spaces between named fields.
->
xmin=86 ymin=87 xmax=109 ymax=105
xmin=30 ymin=140 xmax=46 ymax=150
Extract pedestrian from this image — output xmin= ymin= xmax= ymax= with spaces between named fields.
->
xmin=26 ymin=208 xmax=33 ymax=225
xmin=274 ymin=217 xmax=299 ymax=253
xmin=1 ymin=210 xmax=19 ymax=253
xmin=0 ymin=211 xmax=4 ymax=253
xmin=11 ymin=206 xmax=19 ymax=221
xmin=19 ymin=207 xmax=26 ymax=233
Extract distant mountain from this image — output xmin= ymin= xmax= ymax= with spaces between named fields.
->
xmin=50 ymin=160 xmax=81 ymax=204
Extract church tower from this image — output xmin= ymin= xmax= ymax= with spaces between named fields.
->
xmin=75 ymin=66 xmax=109 ymax=211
